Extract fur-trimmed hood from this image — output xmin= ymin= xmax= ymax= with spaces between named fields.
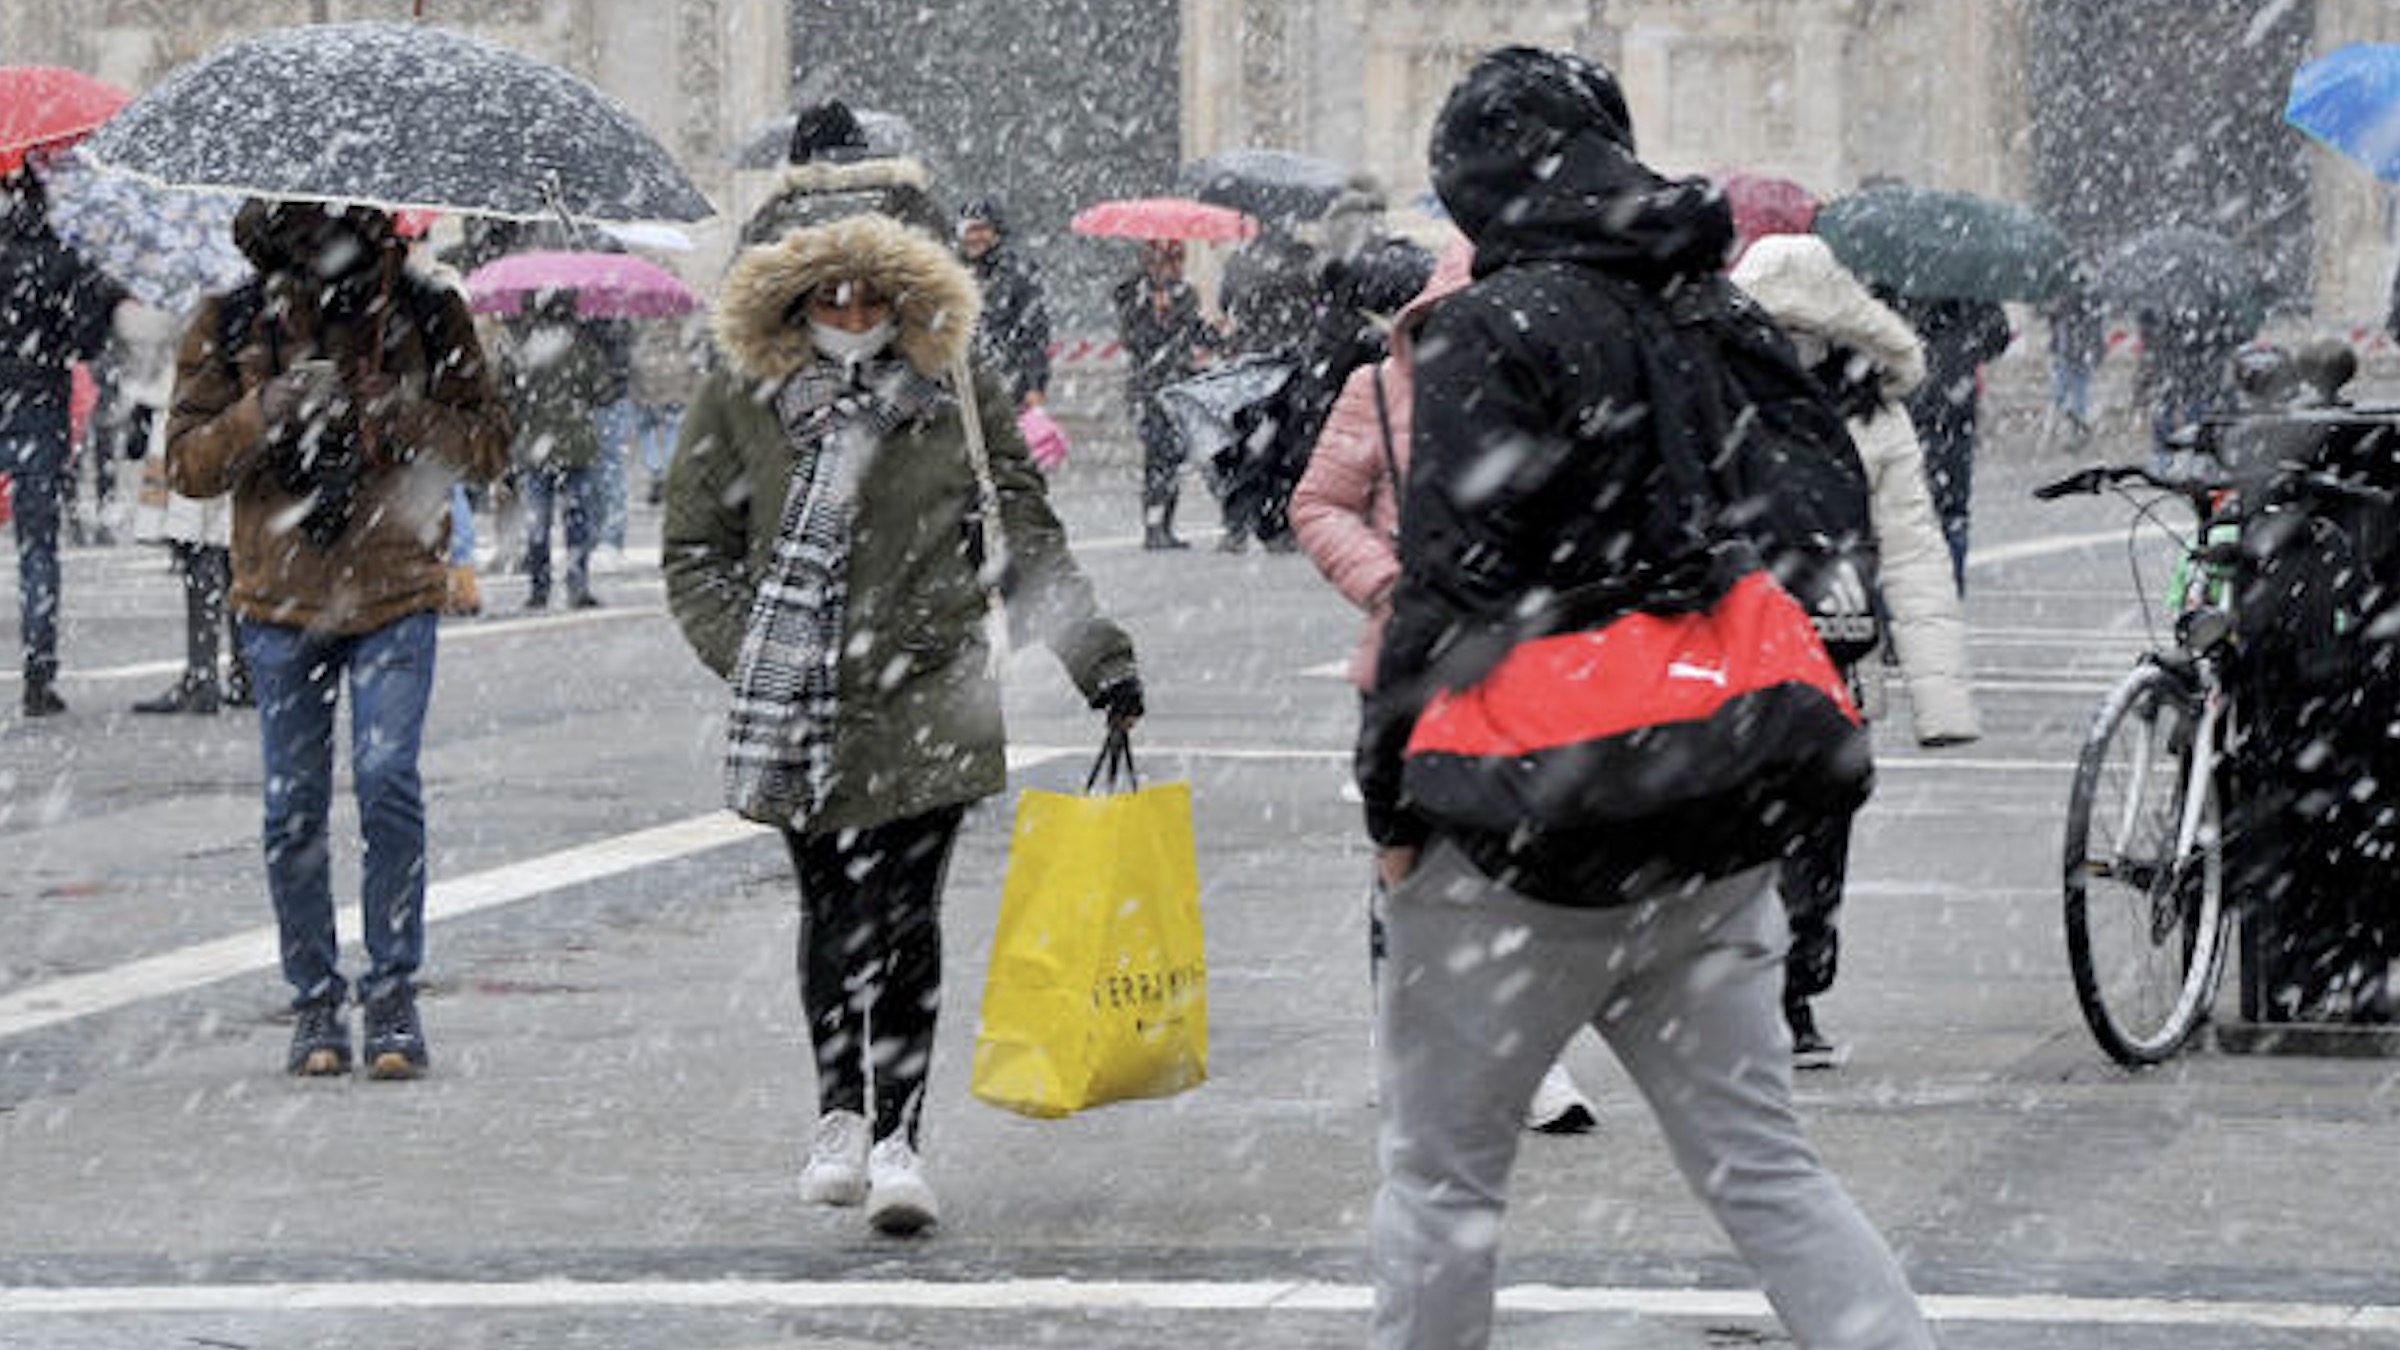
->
xmin=715 ymin=211 xmax=981 ymax=384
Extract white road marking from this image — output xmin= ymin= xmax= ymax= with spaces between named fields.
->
xmin=0 ymin=1277 xmax=2394 ymax=1332
xmin=0 ymin=737 xmax=2052 ymax=1044
xmin=0 ymin=748 xmax=1076 ymax=1042
xmin=1968 ymin=527 xmax=2146 ymax=567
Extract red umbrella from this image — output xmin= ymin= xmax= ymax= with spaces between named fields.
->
xmin=464 ymin=249 xmax=702 ymax=319
xmin=0 ymin=66 xmax=130 ymax=173
xmin=1718 ymin=171 xmax=1820 ymax=264
xmin=1071 ymin=196 xmax=1257 ymax=243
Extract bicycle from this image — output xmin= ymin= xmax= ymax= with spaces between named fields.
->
xmin=2034 ymin=454 xmax=2393 ymax=1066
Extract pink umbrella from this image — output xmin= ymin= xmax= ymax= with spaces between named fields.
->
xmin=1070 ymin=196 xmax=1257 ymax=243
xmin=1717 ymin=171 xmax=1820 ymax=265
xmin=464 ymin=249 xmax=701 ymax=319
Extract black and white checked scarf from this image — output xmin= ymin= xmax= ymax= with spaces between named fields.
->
xmin=723 ymin=356 xmax=950 ymax=828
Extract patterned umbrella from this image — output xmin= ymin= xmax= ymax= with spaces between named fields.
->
xmin=1070 ymin=197 xmax=1256 ymax=243
xmin=37 ymin=149 xmax=249 ymax=314
xmin=0 ymin=66 xmax=128 ymax=173
xmin=465 ymin=250 xmax=701 ymax=320
xmin=81 ymin=23 xmax=710 ymax=223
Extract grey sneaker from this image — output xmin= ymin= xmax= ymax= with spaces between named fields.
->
xmin=865 ymin=1136 xmax=939 ymax=1235
xmin=361 ymin=985 xmax=429 ymax=1080
xmin=287 ymin=999 xmax=351 ymax=1077
xmin=798 ymin=1109 xmax=870 ymax=1207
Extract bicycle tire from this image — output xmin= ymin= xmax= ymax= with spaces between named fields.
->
xmin=2063 ymin=661 xmax=2231 ymax=1066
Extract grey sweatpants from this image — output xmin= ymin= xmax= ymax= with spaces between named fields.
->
xmin=1371 ymin=843 xmax=1935 ymax=1350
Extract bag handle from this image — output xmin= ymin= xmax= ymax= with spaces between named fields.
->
xmin=1083 ymin=725 xmax=1140 ymax=793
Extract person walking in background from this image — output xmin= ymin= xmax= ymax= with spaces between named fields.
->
xmin=2041 ymin=258 xmax=2106 ymax=457
xmin=2134 ymin=302 xmax=2244 ymax=476
xmin=1111 ymin=238 xmax=1216 ymax=550
xmin=124 ymin=296 xmax=253 ymax=713
xmin=1732 ymin=233 xmax=1983 ymax=1069
xmin=955 ymin=198 xmax=1052 ymax=412
xmin=630 ymin=310 xmax=706 ymax=505
xmin=1359 ymin=46 xmax=1935 ymax=1349
xmin=741 ymin=99 xmax=950 ymax=247
xmin=1292 ymin=237 xmax=1600 ymax=1135
xmin=1247 ymin=232 xmax=1432 ymax=554
xmin=588 ymin=315 xmax=636 ymax=555
xmin=166 ymin=199 xmax=510 ymax=1079
xmin=504 ymin=290 xmax=613 ymax=610
xmin=663 ymin=210 xmax=1142 ymax=1238
xmin=1885 ymin=289 xmax=2010 ymax=593
xmin=1 ymin=162 xmax=126 ymax=718
xmin=1219 ymin=219 xmax=1318 ymax=359
xmin=1213 ymin=219 xmax=1324 ymax=552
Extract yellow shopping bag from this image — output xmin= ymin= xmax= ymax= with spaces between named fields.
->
xmin=972 ymin=731 xmax=1206 ymax=1118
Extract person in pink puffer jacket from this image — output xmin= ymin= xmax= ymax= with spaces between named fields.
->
xmin=1291 ymin=239 xmax=1600 ymax=1135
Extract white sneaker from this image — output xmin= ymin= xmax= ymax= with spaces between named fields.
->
xmin=798 ymin=1109 xmax=869 ymax=1206
xmin=865 ymin=1136 xmax=940 ymax=1235
xmin=1526 ymin=1061 xmax=1599 ymax=1135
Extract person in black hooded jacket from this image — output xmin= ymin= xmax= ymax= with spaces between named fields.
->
xmin=1358 ymin=47 xmax=1935 ymax=1350
xmin=0 ymin=165 xmax=125 ymax=716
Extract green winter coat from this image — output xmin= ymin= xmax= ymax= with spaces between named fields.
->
xmin=663 ymin=212 xmax=1136 ymax=835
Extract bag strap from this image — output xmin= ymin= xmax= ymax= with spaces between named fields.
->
xmin=1083 ymin=725 xmax=1140 ymax=793
xmin=949 ymin=354 xmax=1011 ymax=661
xmin=1369 ymin=364 xmax=1404 ymax=493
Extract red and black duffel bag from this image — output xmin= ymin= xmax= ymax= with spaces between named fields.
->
xmin=1400 ymin=559 xmax=1872 ymax=838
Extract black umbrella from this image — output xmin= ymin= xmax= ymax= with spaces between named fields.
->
xmin=2096 ymin=226 xmax=2266 ymax=343
xmin=727 ymin=107 xmax=924 ymax=170
xmin=81 ymin=22 xmax=710 ymax=223
xmin=1177 ymin=148 xmax=1352 ymax=223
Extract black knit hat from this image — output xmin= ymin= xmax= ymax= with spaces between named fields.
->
xmin=958 ymin=197 xmax=1007 ymax=235
xmin=788 ymin=100 xmax=868 ymax=165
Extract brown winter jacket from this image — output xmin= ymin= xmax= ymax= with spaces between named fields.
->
xmin=167 ymin=259 xmax=511 ymax=636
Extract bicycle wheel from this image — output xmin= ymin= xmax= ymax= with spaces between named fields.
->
xmin=2063 ymin=661 xmax=2231 ymax=1066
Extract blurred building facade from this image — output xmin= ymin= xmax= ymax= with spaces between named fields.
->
xmin=1189 ymin=0 xmax=2400 ymax=330
xmin=9 ymin=0 xmax=2400 ymax=329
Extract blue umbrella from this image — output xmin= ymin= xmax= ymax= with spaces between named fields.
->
xmin=2286 ymin=43 xmax=2400 ymax=179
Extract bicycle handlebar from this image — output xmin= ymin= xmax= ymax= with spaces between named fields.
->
xmin=2032 ymin=462 xmax=2395 ymax=511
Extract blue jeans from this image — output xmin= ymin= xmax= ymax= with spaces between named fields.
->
xmin=633 ymin=401 xmax=684 ymax=478
xmin=3 ymin=426 xmax=68 ymax=685
xmin=594 ymin=399 xmax=635 ymax=549
xmin=519 ymin=462 xmax=596 ymax=599
xmin=448 ymin=482 xmax=476 ymax=567
xmin=242 ymin=611 xmax=439 ymax=1008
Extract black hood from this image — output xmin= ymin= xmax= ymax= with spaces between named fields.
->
xmin=1430 ymin=46 xmax=1731 ymax=285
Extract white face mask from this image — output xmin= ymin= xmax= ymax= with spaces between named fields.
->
xmin=809 ymin=318 xmax=896 ymax=366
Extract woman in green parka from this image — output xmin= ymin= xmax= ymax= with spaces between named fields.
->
xmin=663 ymin=211 xmax=1141 ymax=1237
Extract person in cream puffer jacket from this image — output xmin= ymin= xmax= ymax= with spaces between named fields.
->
xmin=1733 ymin=230 xmax=1981 ymax=1065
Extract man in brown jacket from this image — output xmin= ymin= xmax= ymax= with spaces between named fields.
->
xmin=168 ymin=200 xmax=511 ymax=1080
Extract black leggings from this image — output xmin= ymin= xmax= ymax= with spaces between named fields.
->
xmin=1776 ymin=809 xmax=1854 ymax=1007
xmin=782 ymin=804 xmax=965 ymax=1149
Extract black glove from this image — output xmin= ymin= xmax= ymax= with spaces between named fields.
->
xmin=1091 ymin=675 xmax=1145 ymax=730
